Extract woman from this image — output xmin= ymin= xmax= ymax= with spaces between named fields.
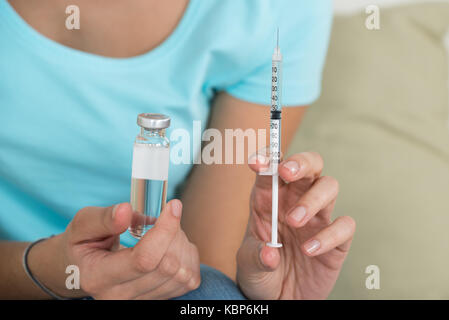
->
xmin=0 ymin=0 xmax=355 ymax=299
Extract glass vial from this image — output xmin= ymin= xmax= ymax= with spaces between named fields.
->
xmin=129 ymin=113 xmax=170 ymax=239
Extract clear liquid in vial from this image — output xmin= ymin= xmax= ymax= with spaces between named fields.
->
xmin=129 ymin=177 xmax=168 ymax=239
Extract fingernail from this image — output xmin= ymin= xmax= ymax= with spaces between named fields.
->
xmin=258 ymin=244 xmax=273 ymax=268
xmin=171 ymin=200 xmax=182 ymax=218
xmin=283 ymin=161 xmax=299 ymax=175
xmin=112 ymin=204 xmax=119 ymax=219
xmin=290 ymin=206 xmax=306 ymax=224
xmin=304 ymin=240 xmax=321 ymax=254
xmin=259 ymin=246 xmax=267 ymax=267
xmin=257 ymin=154 xmax=269 ymax=165
xmin=249 ymin=154 xmax=268 ymax=165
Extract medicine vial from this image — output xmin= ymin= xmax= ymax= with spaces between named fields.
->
xmin=129 ymin=113 xmax=170 ymax=239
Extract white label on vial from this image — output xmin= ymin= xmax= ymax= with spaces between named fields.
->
xmin=131 ymin=144 xmax=169 ymax=180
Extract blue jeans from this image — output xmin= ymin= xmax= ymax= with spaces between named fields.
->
xmin=173 ymin=264 xmax=246 ymax=300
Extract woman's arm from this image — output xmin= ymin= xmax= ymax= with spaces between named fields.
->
xmin=0 ymin=239 xmax=66 ymax=299
xmin=181 ymin=92 xmax=306 ymax=279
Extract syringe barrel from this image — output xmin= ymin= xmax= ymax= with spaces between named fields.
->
xmin=271 ymin=59 xmax=282 ymax=112
xmin=270 ymin=57 xmax=282 ymax=164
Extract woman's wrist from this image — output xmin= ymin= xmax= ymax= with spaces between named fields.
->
xmin=27 ymin=234 xmax=88 ymax=299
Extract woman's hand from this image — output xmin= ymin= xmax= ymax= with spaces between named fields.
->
xmin=35 ymin=200 xmax=201 ymax=299
xmin=236 ymin=152 xmax=355 ymax=300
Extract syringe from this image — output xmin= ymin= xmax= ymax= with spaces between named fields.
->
xmin=267 ymin=29 xmax=283 ymax=248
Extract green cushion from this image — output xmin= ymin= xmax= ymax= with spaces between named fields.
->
xmin=288 ymin=3 xmax=449 ymax=299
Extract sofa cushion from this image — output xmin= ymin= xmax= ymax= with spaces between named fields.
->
xmin=288 ymin=3 xmax=449 ymax=299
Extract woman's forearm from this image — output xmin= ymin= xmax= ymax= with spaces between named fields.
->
xmin=0 ymin=241 xmax=49 ymax=299
xmin=0 ymin=235 xmax=81 ymax=299
xmin=181 ymin=158 xmax=255 ymax=280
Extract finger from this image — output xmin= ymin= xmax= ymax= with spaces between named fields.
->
xmin=248 ymin=149 xmax=271 ymax=172
xmin=248 ymin=151 xmax=275 ymax=190
xmin=69 ymin=202 xmax=133 ymax=244
xmin=286 ymin=176 xmax=339 ymax=228
xmin=302 ymin=216 xmax=356 ymax=257
xmin=123 ymin=238 xmax=196 ymax=298
xmin=151 ymin=241 xmax=200 ymax=299
xmin=278 ymin=152 xmax=324 ymax=183
xmin=81 ymin=201 xmax=182 ymax=295
xmin=134 ymin=244 xmax=201 ymax=300
xmin=237 ymin=235 xmax=280 ymax=275
xmin=259 ymin=244 xmax=281 ymax=271
xmin=142 ymin=269 xmax=195 ymax=300
xmin=248 ymin=149 xmax=287 ymax=191
xmin=130 ymin=211 xmax=157 ymax=229
xmin=160 ymin=273 xmax=200 ymax=300
xmin=181 ymin=242 xmax=201 ymax=294
xmin=114 ymin=268 xmax=172 ymax=299
xmin=131 ymin=200 xmax=183 ymax=273
xmin=135 ymin=278 xmax=188 ymax=300
xmin=86 ymin=200 xmax=184 ymax=288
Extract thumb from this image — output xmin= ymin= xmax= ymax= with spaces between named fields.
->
xmin=238 ymin=235 xmax=281 ymax=275
xmin=133 ymin=199 xmax=182 ymax=260
xmin=69 ymin=203 xmax=133 ymax=243
xmin=152 ymin=199 xmax=183 ymax=232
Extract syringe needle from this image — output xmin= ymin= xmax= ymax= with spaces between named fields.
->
xmin=276 ymin=27 xmax=279 ymax=48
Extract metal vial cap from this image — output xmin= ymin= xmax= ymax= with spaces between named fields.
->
xmin=137 ymin=113 xmax=171 ymax=130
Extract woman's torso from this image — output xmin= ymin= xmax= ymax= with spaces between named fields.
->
xmin=0 ymin=0 xmax=332 ymax=246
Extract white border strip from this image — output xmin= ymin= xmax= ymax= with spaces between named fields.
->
xmin=334 ymin=0 xmax=449 ymax=15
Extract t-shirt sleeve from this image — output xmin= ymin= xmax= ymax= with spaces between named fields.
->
xmin=225 ymin=0 xmax=333 ymax=107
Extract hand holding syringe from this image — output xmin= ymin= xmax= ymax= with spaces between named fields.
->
xmin=236 ymin=29 xmax=355 ymax=301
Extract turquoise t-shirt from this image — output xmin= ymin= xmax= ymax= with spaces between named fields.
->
xmin=0 ymin=0 xmax=332 ymax=246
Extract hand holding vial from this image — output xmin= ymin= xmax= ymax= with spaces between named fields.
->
xmin=59 ymin=199 xmax=201 ymax=299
